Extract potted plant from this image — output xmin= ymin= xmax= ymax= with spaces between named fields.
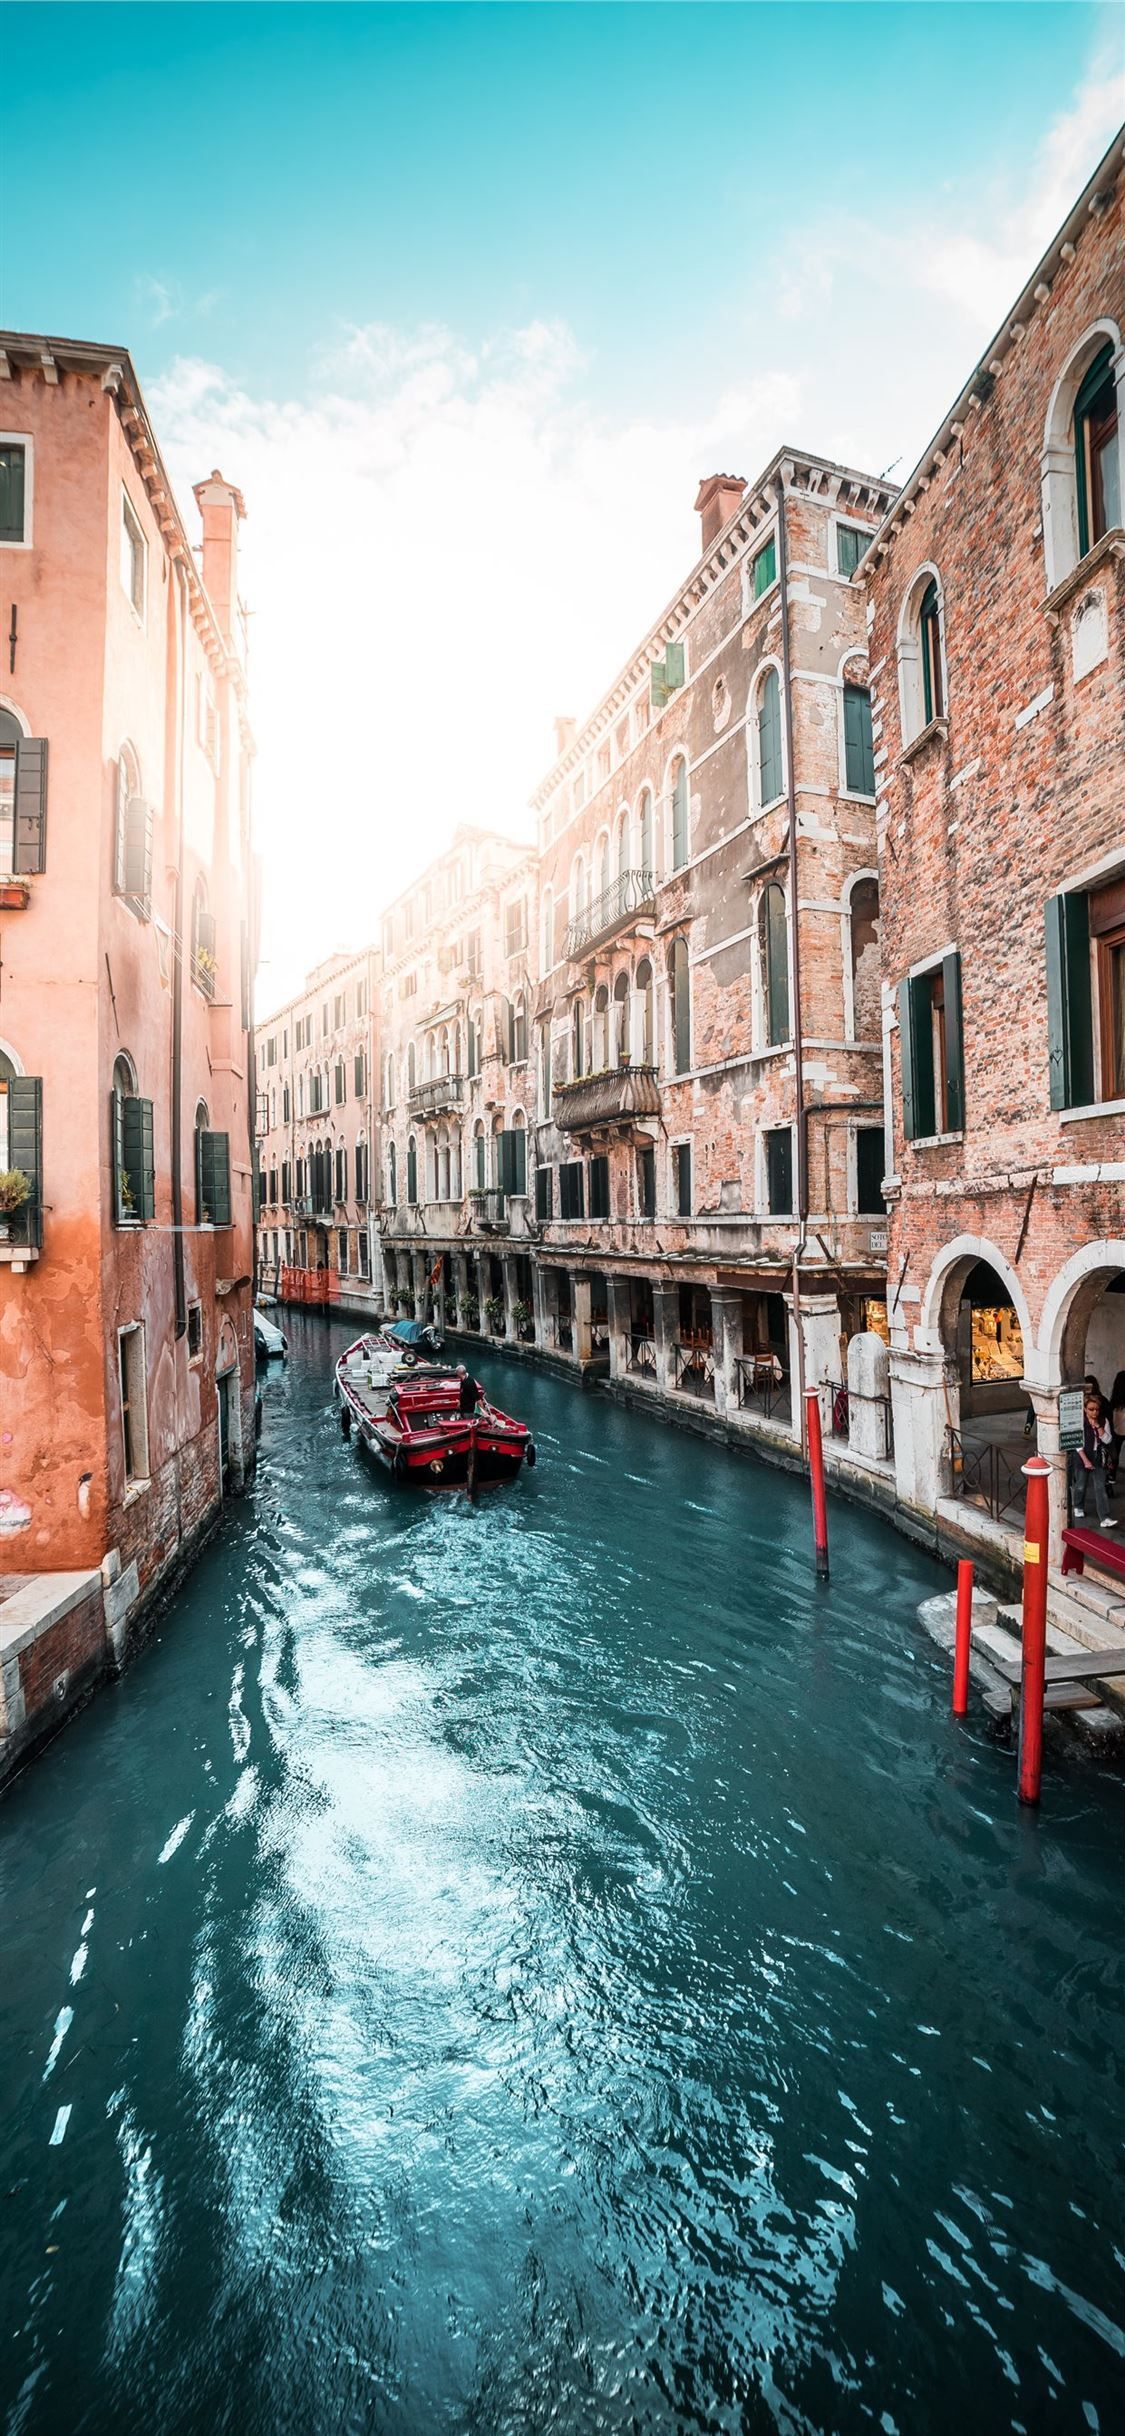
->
xmin=0 ymin=1168 xmax=31 ymax=1241
xmin=512 ymin=1297 xmax=534 ymax=1341
xmin=464 ymin=1294 xmax=480 ymax=1331
xmin=484 ymin=1293 xmax=505 ymax=1334
xmin=194 ymin=945 xmax=218 ymax=992
xmin=117 ymin=1167 xmax=136 ymax=1220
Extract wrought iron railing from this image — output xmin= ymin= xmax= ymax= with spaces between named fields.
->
xmin=673 ymin=1340 xmax=715 ymax=1398
xmin=564 ymin=867 xmax=656 ymax=960
xmin=831 ymin=1385 xmax=850 ymax=1438
xmin=734 ymin=1356 xmax=790 ymax=1422
xmin=946 ymin=1428 xmax=1027 ymax=1525
xmin=628 ymin=1332 xmax=657 ymax=1377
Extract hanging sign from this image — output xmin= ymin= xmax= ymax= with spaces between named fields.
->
xmin=1058 ymin=1386 xmax=1085 ymax=1452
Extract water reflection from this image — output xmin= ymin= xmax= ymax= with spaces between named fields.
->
xmin=2 ymin=1311 xmax=1124 ymax=2435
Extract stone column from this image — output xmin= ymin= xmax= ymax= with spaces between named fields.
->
xmin=571 ymin=1272 xmax=593 ymax=1365
xmin=653 ymin=1282 xmax=680 ymax=1393
xmin=532 ymin=1259 xmax=551 ymax=1351
xmin=606 ymin=1275 xmax=631 ymax=1381
xmin=411 ymin=1252 xmax=427 ymax=1318
xmin=784 ymin=1289 xmax=842 ymax=1435
xmin=889 ymin=1345 xmax=953 ymax=1521
xmin=710 ymin=1289 xmax=744 ymax=1418
xmin=846 ymin=1329 xmax=891 ymax=1463
xmin=1024 ymin=1381 xmax=1068 ymax=1570
xmin=502 ymin=1256 xmax=520 ymax=1342
xmin=450 ymin=1251 xmax=470 ymax=1328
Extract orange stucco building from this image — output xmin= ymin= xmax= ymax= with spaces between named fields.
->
xmin=0 ymin=333 xmax=257 ymax=1783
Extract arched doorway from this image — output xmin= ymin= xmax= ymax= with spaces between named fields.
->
xmin=955 ymin=1260 xmax=1029 ymax=1422
xmin=924 ymin=1242 xmax=1033 ymax=1529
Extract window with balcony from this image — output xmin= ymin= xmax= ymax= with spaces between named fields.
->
xmin=111 ymin=1052 xmax=154 ymax=1225
xmin=593 ymin=984 xmax=610 ymax=1071
xmin=572 ymin=998 xmax=586 ymax=1080
xmin=195 ymin=1105 xmax=232 ymax=1225
xmin=498 ymin=1122 xmax=527 ymax=1196
xmin=0 ymin=1053 xmax=42 ymax=1248
xmin=473 ymin=1122 xmax=486 ymax=1190
xmin=612 ymin=971 xmax=630 ymax=1064
xmin=899 ymin=951 xmax=964 ymax=1139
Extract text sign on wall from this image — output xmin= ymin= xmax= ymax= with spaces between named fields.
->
xmin=1058 ymin=1387 xmax=1085 ymax=1452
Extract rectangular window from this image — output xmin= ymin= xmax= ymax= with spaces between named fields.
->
xmin=498 ymin=1127 xmax=527 ymax=1196
xmin=120 ymin=492 xmax=146 ymax=619
xmin=856 ymin=1127 xmax=886 ymax=1214
xmin=115 ymin=1092 xmax=155 ymax=1224
xmin=0 ymin=440 xmax=28 ymax=544
xmin=765 ymin=1127 xmax=793 ymax=1215
xmin=843 ymin=685 xmax=875 ymax=797
xmin=752 ymin=535 xmax=777 ymax=597
xmin=535 ymin=1164 xmax=553 ymax=1221
xmin=196 ymin=1129 xmax=232 ymax=1226
xmin=637 ymin=1144 xmax=656 ymax=1217
xmin=559 ymin=1161 xmax=585 ymax=1219
xmin=674 ymin=1141 xmax=692 ymax=1217
xmin=589 ymin=1154 xmax=610 ymax=1219
xmin=266 ymin=1037 xmax=276 ymax=1067
xmin=358 ymin=1231 xmax=370 ymax=1277
xmin=504 ymin=899 xmax=527 ymax=956
xmin=118 ymin=1324 xmax=149 ymax=1485
xmin=334 ymin=992 xmax=345 ymax=1026
xmin=356 ymin=980 xmax=367 ymax=1019
xmin=338 ymin=1228 xmax=349 ymax=1274
xmin=335 ymin=1061 xmax=346 ymax=1105
xmin=187 ymin=1302 xmax=203 ymax=1358
xmin=898 ymin=951 xmax=964 ymax=1140
xmin=836 ymin=523 xmax=870 ymax=578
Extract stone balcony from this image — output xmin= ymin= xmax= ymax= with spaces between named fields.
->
xmin=564 ymin=868 xmax=655 ymax=961
xmin=552 ymin=1063 xmax=661 ymax=1135
xmin=409 ymin=1073 xmax=464 ymax=1117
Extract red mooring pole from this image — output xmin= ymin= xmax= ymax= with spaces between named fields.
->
xmin=805 ymin=1386 xmax=829 ymax=1579
xmin=1017 ymin=1454 xmax=1052 ymax=1806
xmin=952 ymin=1559 xmax=974 ymax=1716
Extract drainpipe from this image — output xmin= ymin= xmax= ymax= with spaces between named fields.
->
xmin=171 ymin=555 xmax=190 ymax=1339
xmin=775 ymin=479 xmax=810 ymax=1445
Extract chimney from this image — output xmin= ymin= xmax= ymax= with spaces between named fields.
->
xmin=192 ymin=468 xmax=246 ymax=649
xmin=553 ymin=715 xmax=577 ymax=760
xmin=694 ymin=473 xmax=746 ymax=553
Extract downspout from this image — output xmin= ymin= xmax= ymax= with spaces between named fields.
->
xmin=171 ymin=555 xmax=190 ymax=1339
xmin=775 ymin=480 xmax=809 ymax=1445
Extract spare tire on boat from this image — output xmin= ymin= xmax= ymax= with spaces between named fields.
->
xmin=526 ymin=1441 xmax=537 ymax=1468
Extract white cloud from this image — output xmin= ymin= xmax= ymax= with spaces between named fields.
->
xmin=148 ymin=72 xmax=1125 ymax=1012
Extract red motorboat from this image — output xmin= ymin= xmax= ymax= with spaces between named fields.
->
xmin=334 ymin=1334 xmax=535 ymax=1489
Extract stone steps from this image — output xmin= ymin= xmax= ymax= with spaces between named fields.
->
xmin=992 ymin=1607 xmax=1124 ymax=1741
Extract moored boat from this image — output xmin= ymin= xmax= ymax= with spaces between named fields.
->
xmin=334 ymin=1333 xmax=535 ymax=1488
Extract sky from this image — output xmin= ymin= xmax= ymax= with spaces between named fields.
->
xmin=5 ymin=2 xmax=1124 ymax=1008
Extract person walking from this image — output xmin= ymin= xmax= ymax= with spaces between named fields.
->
xmin=1072 ymin=1393 xmax=1115 ymax=1527
xmin=1109 ymin=1369 xmax=1125 ymax=1494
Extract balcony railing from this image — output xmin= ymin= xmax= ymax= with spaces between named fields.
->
xmin=627 ymin=1331 xmax=657 ymax=1378
xmin=553 ymin=1062 xmax=661 ymax=1135
xmin=409 ymin=1073 xmax=464 ymax=1116
xmin=734 ymin=1356 xmax=790 ymax=1424
xmin=468 ymin=1187 xmax=509 ymax=1232
xmin=673 ymin=1340 xmax=715 ymax=1399
xmin=564 ymin=867 xmax=655 ymax=960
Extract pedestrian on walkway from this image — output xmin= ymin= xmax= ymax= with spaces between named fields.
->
xmin=1072 ymin=1394 xmax=1115 ymax=1527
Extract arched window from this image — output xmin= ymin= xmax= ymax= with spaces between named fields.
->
xmin=509 ymin=991 xmax=528 ymax=1063
xmin=387 ymin=1139 xmax=397 ymax=1204
xmin=756 ymin=668 xmax=783 ymax=807
xmin=898 ymin=568 xmax=946 ymax=744
xmin=572 ymin=997 xmax=586 ymax=1079
xmin=406 ymin=1134 xmax=418 ymax=1205
xmin=407 ymin=1039 xmax=417 ymax=1094
xmin=848 ymin=876 xmax=880 ymax=1042
xmin=842 ymin=682 xmax=875 ymax=797
xmin=639 ymin=788 xmax=654 ymax=877
xmin=540 ymin=886 xmax=554 ymax=970
xmin=111 ymin=1052 xmax=147 ymax=1225
xmin=615 ymin=809 xmax=630 ymax=878
xmin=1075 ymin=341 xmax=1121 ymax=552
xmin=593 ymin=983 xmax=610 ymax=1071
xmin=467 ymin=1008 xmax=480 ymax=1079
xmin=1043 ymin=327 xmax=1123 ymax=586
xmin=191 ymin=875 xmax=215 ymax=995
xmin=473 ymin=1120 xmax=486 ymax=1190
xmin=759 ymin=884 xmax=790 ymax=1047
xmin=635 ymin=959 xmax=654 ymax=1065
xmin=114 ymin=743 xmax=151 ymax=915
xmin=669 ymin=937 xmax=691 ymax=1073
xmin=0 ymin=707 xmax=45 ymax=876
xmin=613 ymin=970 xmax=630 ymax=1065
xmin=670 ymin=758 xmax=689 ymax=870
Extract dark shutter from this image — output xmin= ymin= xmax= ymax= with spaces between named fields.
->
xmin=765 ymin=1130 xmax=791 ymax=1216
xmin=758 ymin=670 xmax=782 ymax=804
xmin=197 ymin=1130 xmax=232 ymax=1226
xmin=672 ymin=938 xmax=691 ymax=1073
xmin=856 ymin=1127 xmax=885 ymax=1215
xmin=498 ymin=1129 xmax=526 ymax=1194
xmin=589 ymin=1155 xmax=609 ymax=1218
xmin=843 ymin=687 xmax=875 ymax=797
xmin=406 ymin=1141 xmax=417 ymax=1204
xmin=0 ymin=443 xmax=26 ymax=543
xmin=1045 ymin=891 xmax=1094 ymax=1111
xmin=123 ymin=796 xmax=152 ymax=915
xmin=941 ymin=950 xmax=964 ymax=1132
xmin=535 ymin=1165 xmax=553 ymax=1221
xmin=676 ymin=1142 xmax=693 ymax=1216
xmin=354 ymin=1050 xmax=365 ymax=1096
xmin=13 ymin=739 xmax=48 ymax=874
xmin=639 ymin=1145 xmax=655 ymax=1217
xmin=7 ymin=1074 xmax=42 ymax=1246
xmin=899 ymin=973 xmax=935 ymax=1141
xmin=122 ymin=1095 xmax=155 ymax=1221
xmin=672 ymin=764 xmax=688 ymax=867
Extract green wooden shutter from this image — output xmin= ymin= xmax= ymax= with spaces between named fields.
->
xmin=122 ymin=1095 xmax=155 ymax=1220
xmin=899 ymin=975 xmax=935 ymax=1142
xmin=753 ymin=537 xmax=777 ymax=597
xmin=0 ymin=444 xmax=26 ymax=543
xmin=649 ymin=657 xmax=668 ymax=710
xmin=7 ymin=1074 xmax=42 ymax=1246
xmin=1044 ymin=891 xmax=1094 ymax=1110
xmin=198 ymin=1130 xmax=231 ymax=1225
xmin=672 ymin=938 xmax=691 ymax=1072
xmin=354 ymin=1050 xmax=364 ymax=1096
xmin=13 ymin=739 xmax=48 ymax=874
xmin=843 ymin=687 xmax=875 ymax=796
xmin=941 ymin=951 xmax=964 ymax=1132
xmin=672 ymin=763 xmax=688 ymax=868
xmin=764 ymin=885 xmax=790 ymax=1045
xmin=758 ymin=670 xmax=782 ymax=803
xmin=664 ymin=640 xmax=685 ymax=692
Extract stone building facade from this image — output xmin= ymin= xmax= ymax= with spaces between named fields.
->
xmin=0 ymin=333 xmax=257 ymax=1782
xmin=862 ymin=128 xmax=1125 ymax=1592
xmin=254 ymin=946 xmax=381 ymax=1317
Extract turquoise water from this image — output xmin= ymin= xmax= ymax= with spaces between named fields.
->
xmin=2 ymin=1314 xmax=1123 ymax=2436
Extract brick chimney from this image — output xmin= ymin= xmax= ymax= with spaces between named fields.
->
xmin=694 ymin=473 xmax=746 ymax=553
xmin=553 ymin=715 xmax=577 ymax=759
xmin=192 ymin=469 xmax=246 ymax=650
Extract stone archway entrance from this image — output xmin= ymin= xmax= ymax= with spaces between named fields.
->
xmin=929 ymin=1249 xmax=1032 ymax=1530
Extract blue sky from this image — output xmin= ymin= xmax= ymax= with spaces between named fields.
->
xmin=5 ymin=3 xmax=1124 ymax=998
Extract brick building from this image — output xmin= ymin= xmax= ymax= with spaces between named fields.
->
xmin=862 ymin=128 xmax=1125 ymax=1594
xmin=254 ymin=947 xmax=381 ymax=1317
xmin=0 ymin=334 xmax=257 ymax=1782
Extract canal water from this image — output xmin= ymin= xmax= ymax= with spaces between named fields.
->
xmin=3 ymin=1318 xmax=1124 ymax=2436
